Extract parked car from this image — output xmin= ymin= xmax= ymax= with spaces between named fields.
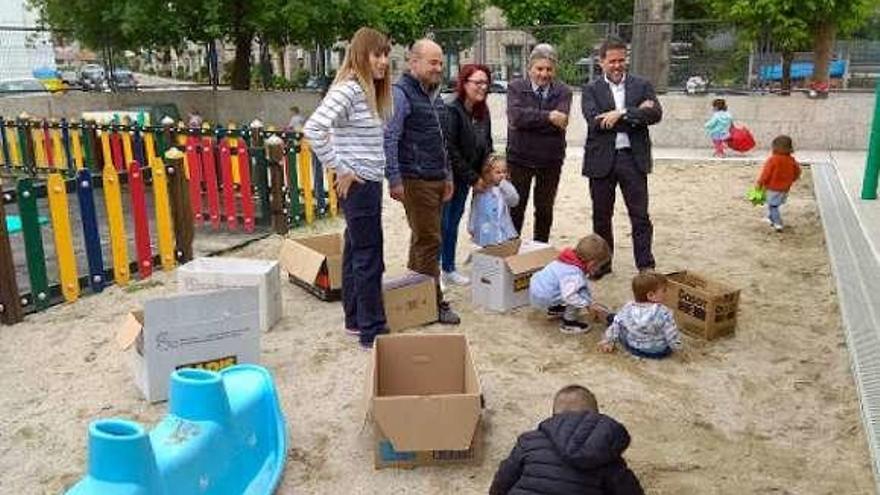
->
xmin=111 ymin=69 xmax=138 ymax=90
xmin=79 ymin=64 xmax=108 ymax=91
xmin=489 ymin=79 xmax=508 ymax=93
xmin=304 ymin=75 xmax=331 ymax=92
xmin=0 ymin=78 xmax=49 ymax=94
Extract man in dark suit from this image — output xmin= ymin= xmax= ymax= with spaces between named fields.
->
xmin=582 ymin=37 xmax=662 ymax=277
xmin=506 ymin=43 xmax=573 ymax=243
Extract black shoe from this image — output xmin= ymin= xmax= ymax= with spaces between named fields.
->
xmin=438 ymin=302 xmax=461 ymax=325
xmin=547 ymin=304 xmax=566 ymax=319
xmin=589 ymin=262 xmax=613 ymax=281
xmin=560 ymin=318 xmax=591 ymax=335
xmin=605 ymin=312 xmax=616 ymax=326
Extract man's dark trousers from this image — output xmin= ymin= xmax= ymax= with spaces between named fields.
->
xmin=340 ymin=181 xmax=386 ymax=345
xmin=588 ymin=149 xmax=655 ymax=270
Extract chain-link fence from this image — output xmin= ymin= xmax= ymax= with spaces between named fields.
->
xmin=431 ymin=21 xmax=880 ymax=92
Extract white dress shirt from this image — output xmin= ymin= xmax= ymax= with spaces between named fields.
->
xmin=605 ymin=74 xmax=631 ymax=149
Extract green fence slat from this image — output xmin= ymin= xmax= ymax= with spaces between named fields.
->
xmin=17 ymin=178 xmax=49 ymax=310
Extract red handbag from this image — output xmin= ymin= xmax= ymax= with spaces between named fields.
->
xmin=727 ymin=125 xmax=756 ymax=152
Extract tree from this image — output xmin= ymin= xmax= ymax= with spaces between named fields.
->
xmin=802 ymin=0 xmax=874 ymax=88
xmin=378 ymin=0 xmax=482 ymax=45
xmin=713 ymin=0 xmax=811 ymax=94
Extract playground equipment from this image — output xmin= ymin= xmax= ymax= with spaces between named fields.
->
xmin=0 ymin=116 xmax=337 ymax=325
xmin=65 ymin=365 xmax=287 ymax=495
xmin=861 ymin=82 xmax=879 ymax=200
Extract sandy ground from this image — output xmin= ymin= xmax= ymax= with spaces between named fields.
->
xmin=0 ymin=157 xmax=874 ymax=494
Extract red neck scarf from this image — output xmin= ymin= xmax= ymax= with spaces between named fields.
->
xmin=558 ymin=248 xmax=588 ymax=273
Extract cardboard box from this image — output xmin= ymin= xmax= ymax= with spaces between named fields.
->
xmin=116 ymin=287 xmax=261 ymax=402
xmin=664 ymin=271 xmax=740 ymax=340
xmin=471 ymin=239 xmax=559 ymax=312
xmin=366 ymin=334 xmax=483 ymax=469
xmin=383 ymin=272 xmax=437 ymax=332
xmin=178 ymin=257 xmax=282 ymax=332
xmin=279 ymin=234 xmax=342 ymax=301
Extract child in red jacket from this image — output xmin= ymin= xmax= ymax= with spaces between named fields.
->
xmin=756 ymin=135 xmax=801 ymax=232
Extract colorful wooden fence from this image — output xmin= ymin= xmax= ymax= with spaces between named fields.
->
xmin=0 ymin=117 xmax=338 ymax=325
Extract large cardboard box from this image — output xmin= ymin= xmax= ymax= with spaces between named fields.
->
xmin=471 ymin=239 xmax=559 ymax=312
xmin=366 ymin=334 xmax=483 ymax=469
xmin=116 ymin=287 xmax=261 ymax=402
xmin=383 ymin=272 xmax=437 ymax=332
xmin=664 ymin=271 xmax=740 ymax=340
xmin=279 ymin=234 xmax=342 ymax=301
xmin=178 ymin=257 xmax=282 ymax=332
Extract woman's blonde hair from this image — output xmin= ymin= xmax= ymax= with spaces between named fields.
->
xmin=334 ymin=27 xmax=393 ymax=120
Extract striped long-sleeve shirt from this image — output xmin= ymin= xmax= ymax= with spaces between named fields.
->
xmin=604 ymin=301 xmax=682 ymax=354
xmin=303 ymin=79 xmax=386 ymax=182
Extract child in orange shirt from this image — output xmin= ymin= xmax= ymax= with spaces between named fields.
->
xmin=756 ymin=135 xmax=801 ymax=232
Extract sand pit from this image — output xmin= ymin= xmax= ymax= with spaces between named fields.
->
xmin=0 ymin=158 xmax=873 ymax=494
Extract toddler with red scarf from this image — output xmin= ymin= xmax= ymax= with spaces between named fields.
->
xmin=529 ymin=234 xmax=611 ymax=334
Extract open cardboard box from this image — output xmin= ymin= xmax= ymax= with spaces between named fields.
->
xmin=471 ymin=239 xmax=559 ymax=312
xmin=178 ymin=257 xmax=282 ymax=332
xmin=664 ymin=270 xmax=740 ymax=340
xmin=116 ymin=287 xmax=261 ymax=402
xmin=279 ymin=233 xmax=343 ymax=301
xmin=383 ymin=272 xmax=437 ymax=332
xmin=365 ymin=334 xmax=483 ymax=469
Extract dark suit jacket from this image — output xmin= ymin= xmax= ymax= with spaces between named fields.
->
xmin=581 ymin=74 xmax=662 ymax=178
xmin=506 ymin=78 xmax=572 ymax=169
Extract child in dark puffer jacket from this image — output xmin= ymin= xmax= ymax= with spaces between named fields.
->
xmin=489 ymin=385 xmax=644 ymax=495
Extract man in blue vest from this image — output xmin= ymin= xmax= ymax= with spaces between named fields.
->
xmin=385 ymin=39 xmax=460 ymax=324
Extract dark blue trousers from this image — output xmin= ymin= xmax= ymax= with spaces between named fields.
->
xmin=440 ymin=180 xmax=470 ymax=273
xmin=340 ymin=180 xmax=386 ymax=344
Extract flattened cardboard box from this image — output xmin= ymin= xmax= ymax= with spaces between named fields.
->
xmin=472 ymin=239 xmax=559 ymax=312
xmin=116 ymin=287 xmax=261 ymax=402
xmin=279 ymin=234 xmax=343 ymax=301
xmin=365 ymin=334 xmax=483 ymax=469
xmin=664 ymin=270 xmax=740 ymax=340
xmin=178 ymin=257 xmax=282 ymax=332
xmin=383 ymin=272 xmax=437 ymax=332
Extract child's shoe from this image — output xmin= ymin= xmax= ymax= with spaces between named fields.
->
xmin=772 ymin=223 xmax=784 ymax=232
xmin=560 ymin=318 xmax=591 ymax=335
xmin=546 ymin=304 xmax=566 ymax=319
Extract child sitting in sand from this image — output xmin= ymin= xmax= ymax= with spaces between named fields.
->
xmin=468 ymin=155 xmax=519 ymax=247
xmin=598 ymin=271 xmax=682 ymax=359
xmin=529 ymin=234 xmax=610 ymax=334
xmin=489 ymin=384 xmax=644 ymax=495
xmin=755 ymin=135 xmax=801 ymax=232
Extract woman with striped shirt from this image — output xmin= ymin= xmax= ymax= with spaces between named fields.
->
xmin=304 ymin=27 xmax=392 ymax=349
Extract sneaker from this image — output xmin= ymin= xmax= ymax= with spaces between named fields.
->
xmin=772 ymin=223 xmax=784 ymax=232
xmin=359 ymin=339 xmax=374 ymax=350
xmin=547 ymin=304 xmax=566 ymax=319
xmin=560 ymin=318 xmax=591 ymax=335
xmin=442 ymin=270 xmax=471 ymax=286
xmin=438 ymin=301 xmax=461 ymax=325
xmin=763 ymin=217 xmax=773 ymax=225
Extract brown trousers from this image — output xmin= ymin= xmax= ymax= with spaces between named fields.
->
xmin=402 ymin=178 xmax=446 ymax=279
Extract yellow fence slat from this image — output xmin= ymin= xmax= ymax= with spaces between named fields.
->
xmin=150 ymin=157 xmax=176 ymax=271
xmin=326 ymin=169 xmax=338 ymax=217
xmin=100 ymin=130 xmax=113 ymax=170
xmin=228 ymin=136 xmax=241 ymax=184
xmin=6 ymin=128 xmax=20 ymax=166
xmin=71 ymin=129 xmax=84 ymax=170
xmin=122 ymin=130 xmax=134 ymax=166
xmin=51 ymin=128 xmax=65 ymax=169
xmin=46 ymin=173 xmax=80 ymax=301
xmin=102 ymin=163 xmax=130 ymax=285
xmin=32 ymin=129 xmax=47 ymax=167
xmin=299 ymin=140 xmax=315 ymax=224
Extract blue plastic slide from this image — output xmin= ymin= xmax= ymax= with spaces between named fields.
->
xmin=66 ymin=365 xmax=287 ymax=495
